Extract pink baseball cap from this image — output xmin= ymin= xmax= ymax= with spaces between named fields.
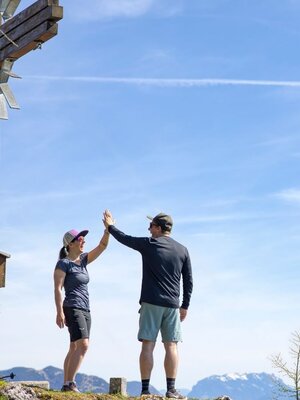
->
xmin=63 ymin=229 xmax=89 ymax=247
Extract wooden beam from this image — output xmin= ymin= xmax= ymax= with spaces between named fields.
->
xmin=0 ymin=0 xmax=59 ymax=35
xmin=0 ymin=0 xmax=62 ymax=64
xmin=0 ymin=21 xmax=58 ymax=62
xmin=0 ymin=5 xmax=63 ymax=52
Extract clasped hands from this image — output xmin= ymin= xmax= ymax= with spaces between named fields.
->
xmin=103 ymin=209 xmax=115 ymax=229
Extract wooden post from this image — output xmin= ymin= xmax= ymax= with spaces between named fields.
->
xmin=0 ymin=251 xmax=11 ymax=288
xmin=109 ymin=377 xmax=127 ymax=396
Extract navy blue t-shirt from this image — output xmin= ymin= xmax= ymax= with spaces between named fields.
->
xmin=55 ymin=252 xmax=90 ymax=311
xmin=108 ymin=226 xmax=193 ymax=309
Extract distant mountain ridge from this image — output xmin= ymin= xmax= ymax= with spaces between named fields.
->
xmin=0 ymin=366 xmax=288 ymax=399
xmin=189 ymin=372 xmax=287 ymax=400
xmin=0 ymin=366 xmax=160 ymax=395
xmin=0 ymin=366 xmax=107 ymax=393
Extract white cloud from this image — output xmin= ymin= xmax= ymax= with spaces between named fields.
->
xmin=69 ymin=0 xmax=155 ymax=20
xmin=255 ymin=135 xmax=300 ymax=147
xmin=25 ymin=75 xmax=300 ymax=89
xmin=67 ymin=0 xmax=185 ymax=20
xmin=275 ymin=188 xmax=300 ymax=203
xmin=95 ymin=0 xmax=154 ymax=18
xmin=140 ymin=49 xmax=173 ymax=64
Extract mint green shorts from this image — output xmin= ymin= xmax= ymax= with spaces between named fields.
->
xmin=138 ymin=302 xmax=182 ymax=342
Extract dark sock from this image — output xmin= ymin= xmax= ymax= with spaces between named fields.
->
xmin=142 ymin=379 xmax=150 ymax=393
xmin=167 ymin=378 xmax=176 ymax=392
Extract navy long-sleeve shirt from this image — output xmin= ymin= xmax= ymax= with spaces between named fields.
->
xmin=108 ymin=225 xmax=193 ymax=309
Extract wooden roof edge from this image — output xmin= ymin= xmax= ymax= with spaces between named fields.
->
xmin=0 ymin=251 xmax=11 ymax=258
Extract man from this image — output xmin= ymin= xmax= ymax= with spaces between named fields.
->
xmin=103 ymin=210 xmax=193 ymax=399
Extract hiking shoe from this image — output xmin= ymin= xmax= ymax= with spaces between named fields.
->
xmin=68 ymin=382 xmax=80 ymax=392
xmin=215 ymin=397 xmax=232 ymax=400
xmin=166 ymin=389 xmax=187 ymax=399
xmin=61 ymin=382 xmax=80 ymax=392
xmin=141 ymin=390 xmax=151 ymax=395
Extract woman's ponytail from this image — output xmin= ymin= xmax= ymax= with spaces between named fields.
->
xmin=59 ymin=246 xmax=68 ymax=260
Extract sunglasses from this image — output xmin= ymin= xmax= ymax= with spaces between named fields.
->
xmin=149 ymin=222 xmax=159 ymax=228
xmin=71 ymin=236 xmax=85 ymax=243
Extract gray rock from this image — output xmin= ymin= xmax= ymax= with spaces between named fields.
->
xmin=0 ymin=383 xmax=38 ymax=400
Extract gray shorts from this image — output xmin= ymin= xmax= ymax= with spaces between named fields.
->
xmin=138 ymin=302 xmax=182 ymax=343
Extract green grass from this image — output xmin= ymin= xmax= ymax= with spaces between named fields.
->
xmin=0 ymin=381 xmax=7 ymax=399
xmin=32 ymin=390 xmax=128 ymax=400
xmin=28 ymin=387 xmax=131 ymax=400
xmin=0 ymin=384 xmax=163 ymax=400
xmin=0 ymin=385 xmax=214 ymax=400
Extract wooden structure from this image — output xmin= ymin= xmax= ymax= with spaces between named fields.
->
xmin=109 ymin=378 xmax=127 ymax=396
xmin=0 ymin=0 xmax=63 ymax=119
xmin=0 ymin=250 xmax=11 ymax=288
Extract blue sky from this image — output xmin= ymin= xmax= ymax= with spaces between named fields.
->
xmin=1 ymin=0 xmax=300 ymax=391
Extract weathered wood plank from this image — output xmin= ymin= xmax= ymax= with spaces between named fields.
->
xmin=0 ymin=5 xmax=63 ymax=51
xmin=0 ymin=0 xmax=62 ymax=118
xmin=0 ymin=22 xmax=57 ymax=62
xmin=0 ymin=254 xmax=8 ymax=287
xmin=0 ymin=0 xmax=60 ymax=36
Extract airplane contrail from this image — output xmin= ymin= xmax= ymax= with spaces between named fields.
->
xmin=26 ymin=76 xmax=300 ymax=88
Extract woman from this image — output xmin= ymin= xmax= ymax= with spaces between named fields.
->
xmin=54 ymin=219 xmax=109 ymax=393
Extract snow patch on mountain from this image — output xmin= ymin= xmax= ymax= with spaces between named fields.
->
xmin=218 ymin=373 xmax=248 ymax=382
xmin=189 ymin=372 xmax=287 ymax=400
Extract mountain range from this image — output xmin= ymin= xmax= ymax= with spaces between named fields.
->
xmin=0 ymin=366 xmax=160 ymax=396
xmin=188 ymin=372 xmax=287 ymax=400
xmin=0 ymin=366 xmax=288 ymax=399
